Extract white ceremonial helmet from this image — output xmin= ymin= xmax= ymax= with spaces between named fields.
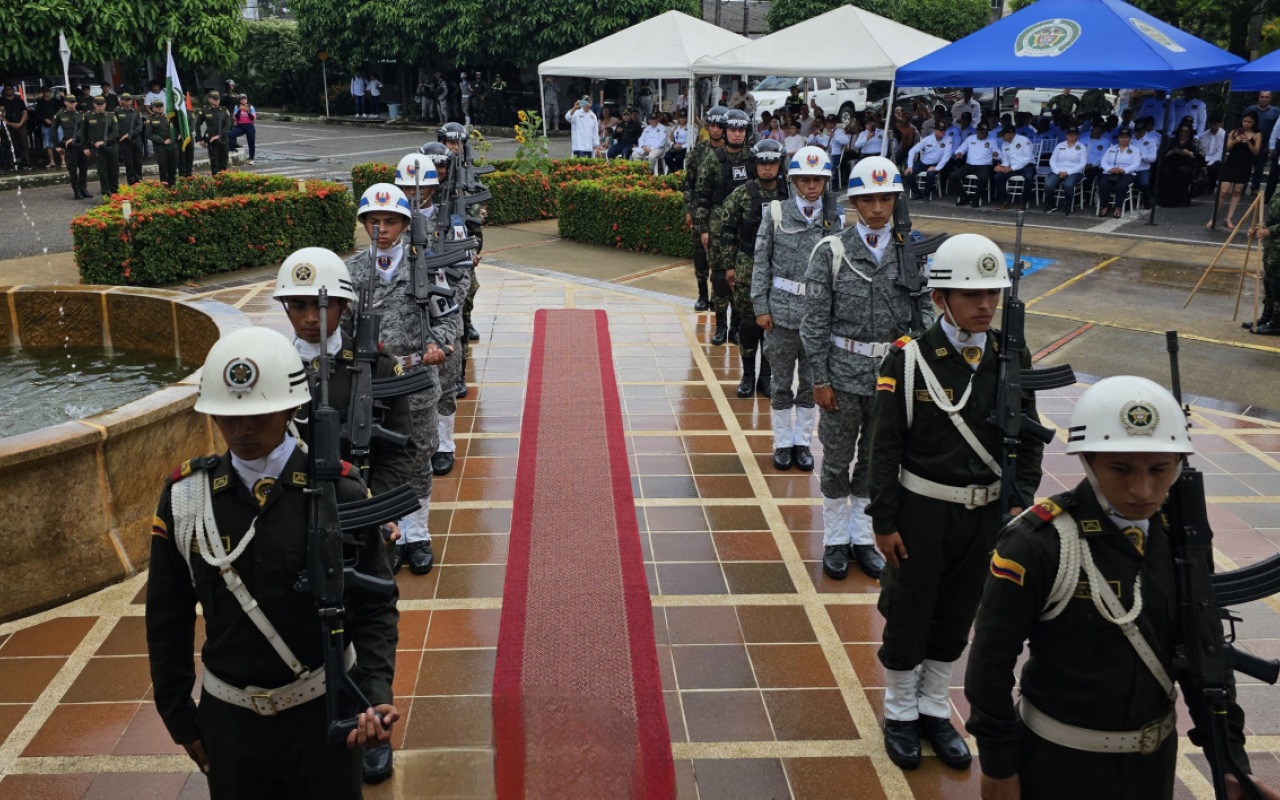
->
xmin=1066 ymin=376 xmax=1193 ymax=455
xmin=846 ymin=156 xmax=903 ymax=197
xmin=394 ymin=153 xmax=439 ymax=188
xmin=272 ymin=247 xmax=357 ymax=302
xmin=927 ymin=234 xmax=1011 ymax=290
xmin=195 ymin=327 xmax=311 ymax=416
xmin=789 ymin=145 xmax=833 ymax=178
xmin=357 ymin=183 xmax=412 ymax=220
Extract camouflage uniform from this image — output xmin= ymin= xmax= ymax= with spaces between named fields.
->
xmin=1261 ymin=191 xmax=1280 ymax=324
xmin=684 ymin=138 xmax=717 ymax=292
xmin=721 ymin=179 xmax=787 ymax=388
xmin=1078 ymin=89 xmax=1114 ymax=116
xmin=695 ymin=145 xmax=754 ymax=314
xmin=345 ymin=248 xmax=442 ymax=545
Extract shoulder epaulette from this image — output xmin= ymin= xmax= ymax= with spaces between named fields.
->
xmin=892 ymin=335 xmax=913 ymax=349
xmin=340 ymin=460 xmax=356 ymax=479
xmin=1029 ymin=498 xmax=1065 ymax=523
xmin=171 ymin=455 xmax=219 ymax=482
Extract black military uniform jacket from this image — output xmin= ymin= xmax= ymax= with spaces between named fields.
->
xmin=114 ymin=105 xmax=144 ymax=143
xmin=78 ymin=109 xmax=118 ymax=150
xmin=197 ymin=104 xmax=232 ymax=142
xmin=146 ymin=113 xmax=178 ymax=151
xmin=146 ymin=446 xmax=398 ymax=745
xmin=964 ymin=482 xmax=1250 ymax=779
xmin=52 ymin=107 xmax=84 ymax=148
xmin=866 ymin=321 xmax=1044 ymax=535
xmin=294 ymin=330 xmax=416 ymax=497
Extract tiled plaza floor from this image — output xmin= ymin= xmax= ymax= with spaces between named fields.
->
xmin=1 ymin=264 xmax=1279 ymax=799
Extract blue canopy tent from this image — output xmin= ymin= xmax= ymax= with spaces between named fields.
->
xmin=895 ymin=0 xmax=1245 ymax=223
xmin=1231 ymin=49 xmax=1280 ymax=92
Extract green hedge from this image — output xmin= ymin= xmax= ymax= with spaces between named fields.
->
xmin=558 ymin=174 xmax=691 ymax=259
xmin=73 ymin=173 xmax=355 ymax=286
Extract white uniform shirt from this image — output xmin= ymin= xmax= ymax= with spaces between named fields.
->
xmin=907 ymin=134 xmax=951 ymax=167
xmin=637 ymin=124 xmax=666 ymax=151
xmin=1172 ymin=98 xmax=1207 ymax=133
xmin=830 ymin=128 xmax=850 ymax=157
xmin=1137 ymin=97 xmax=1169 ymax=130
xmin=1102 ymin=144 xmax=1143 ymax=174
xmin=1081 ymin=135 xmax=1109 ymax=167
xmin=566 ymin=107 xmax=598 ymax=152
xmin=795 ymin=196 xmax=845 ymax=228
xmin=784 ymin=134 xmax=807 ymax=156
xmin=671 ymin=125 xmax=689 ymax=148
xmin=1049 ymin=140 xmax=1088 ymax=175
xmin=350 ymin=76 xmax=366 ymax=97
xmin=1136 ymin=133 xmax=1161 ymax=168
xmin=1200 ymin=128 xmax=1225 ymax=165
xmin=998 ymin=135 xmax=1035 ymax=170
xmin=856 ymin=222 xmax=891 ymax=263
xmin=956 ymin=134 xmax=997 ymax=165
xmin=854 ymin=128 xmax=884 ymax=155
xmin=367 ymin=78 xmax=382 ymax=97
xmin=951 ymin=99 xmax=982 ymax=128
xmin=808 ymin=130 xmax=832 ymax=149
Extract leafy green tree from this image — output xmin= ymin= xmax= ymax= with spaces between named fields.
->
xmin=235 ymin=19 xmax=315 ymax=110
xmin=765 ymin=0 xmax=989 ymax=41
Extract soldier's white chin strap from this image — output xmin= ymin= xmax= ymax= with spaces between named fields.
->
xmin=1076 ymin=452 xmax=1183 ymax=519
xmin=938 ymin=298 xmax=978 ymax=343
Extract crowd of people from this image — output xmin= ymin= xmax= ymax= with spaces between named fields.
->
xmin=412 ymin=70 xmax=511 ymax=126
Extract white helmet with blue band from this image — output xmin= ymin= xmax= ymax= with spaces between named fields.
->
xmin=357 ymin=182 xmax=412 ymax=220
xmin=789 ymin=145 xmax=832 ymax=178
xmin=846 ymin=156 xmax=903 ymax=197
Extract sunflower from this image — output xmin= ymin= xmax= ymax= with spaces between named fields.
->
xmin=518 ymin=110 xmax=528 ymax=123
xmin=515 ymin=131 xmax=527 ymax=144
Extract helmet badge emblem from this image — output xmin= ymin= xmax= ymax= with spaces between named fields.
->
xmin=871 ymin=169 xmax=888 ymax=185
xmin=292 ymin=263 xmax=315 ymax=285
xmin=978 ymin=254 xmax=1000 ymax=276
xmin=1121 ymin=401 xmax=1159 ymax=435
xmin=224 ymin=358 xmax=259 ymax=394
xmin=806 ymin=153 xmax=819 ymax=167
xmin=374 ymin=190 xmax=390 ymax=206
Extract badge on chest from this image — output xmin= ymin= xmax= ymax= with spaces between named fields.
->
xmin=732 ymin=165 xmax=748 ymax=181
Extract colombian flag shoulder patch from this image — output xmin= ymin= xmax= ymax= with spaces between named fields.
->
xmin=892 ymin=335 xmax=913 ymax=350
xmin=876 ymin=377 xmax=897 ymax=393
xmin=151 ymin=515 xmax=168 ymax=539
xmin=990 ymin=551 xmax=1026 ymax=586
xmin=1030 ymin=499 xmax=1063 ymax=522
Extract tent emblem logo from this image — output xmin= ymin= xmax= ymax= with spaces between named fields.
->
xmin=1015 ymin=18 xmax=1082 ymax=58
xmin=1130 ymin=18 xmax=1186 ymax=52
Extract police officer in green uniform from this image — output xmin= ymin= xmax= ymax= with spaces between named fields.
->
xmin=965 ymin=376 xmax=1279 ymax=800
xmin=696 ymin=108 xmax=754 ymax=345
xmin=80 ymin=95 xmax=118 ymax=199
xmin=53 ymin=93 xmax=90 ymax=199
xmin=146 ymin=326 xmax=399 ymax=800
xmin=866 ymin=234 xmax=1044 ymax=771
xmin=114 ymin=93 xmax=145 ymax=185
xmin=720 ymin=138 xmax=787 ymax=398
xmin=686 ymin=105 xmax=728 ymax=312
xmin=1246 ymin=196 xmax=1280 ymax=335
xmin=146 ymin=99 xmax=179 ymax=186
xmin=198 ymin=91 xmax=233 ymax=175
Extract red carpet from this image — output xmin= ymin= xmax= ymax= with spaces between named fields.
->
xmin=494 ymin=309 xmax=674 ymax=800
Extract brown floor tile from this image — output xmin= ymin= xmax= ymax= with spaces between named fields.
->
xmin=434 ymin=564 xmax=506 ymax=599
xmin=0 ymin=657 xmax=68 ymax=703
xmin=96 ymin=618 xmax=149 ymax=656
xmin=637 ymin=454 xmax=694 ymax=475
xmin=0 ymin=702 xmax=30 ymax=745
xmin=394 ymin=568 xmax=440 ymax=601
xmin=177 ymin=774 xmax=210 ymax=800
xmin=364 ymin=749 xmax=495 ymax=799
xmin=653 ymin=608 xmax=670 ymax=646
xmin=724 ymin=563 xmax=797 ymax=594
xmin=677 ymin=414 xmax=728 ymax=431
xmin=903 ymin=756 xmax=982 ymax=798
xmin=681 ymin=690 xmax=774 ymax=742
xmin=651 ymin=532 xmax=719 ymax=562
xmin=780 ymin=504 xmax=823 ymax=532
xmin=805 ymin=563 xmax=883 ymax=594
xmin=460 ymin=437 xmax=520 ymax=457
xmin=629 ymin=435 xmax=687 ymax=455
xmin=696 ymin=476 xmax=756 ymax=498
xmin=461 ymin=456 xmax=519 ymax=479
xmin=111 ymin=704 xmax=185 ymax=756
xmin=666 ymin=607 xmax=743 ymax=645
xmin=645 ymin=506 xmax=709 ymax=532
xmin=657 ymin=563 xmax=728 ymax=595
xmin=393 ymin=651 xmax=422 ymax=697
xmin=671 ymin=644 xmax=756 ymax=690
xmin=714 ymin=531 xmax=782 ymax=561
xmin=674 ymin=758 xmax=698 ymax=799
xmin=0 ymin=774 xmax=95 ymax=799
xmin=790 ymin=530 xmax=826 ymax=560
xmin=706 ymin=505 xmax=769 ymax=531
xmin=426 ymin=608 xmax=503 ymax=649
xmin=735 ymin=413 xmax=774 ymax=431
xmin=744 ymin=435 xmax=778 ymax=454
xmin=738 ymin=606 xmax=818 ymax=644
xmin=415 ymin=648 xmax=497 ymax=696
xmin=402 ymin=695 xmax=491 ymax=747
xmin=0 ymin=617 xmax=96 ymax=657
xmin=689 ymin=454 xmax=746 ymax=475
xmin=23 ymin=702 xmax=138 ymax=756
xmin=427 ymin=506 xmax=453 ymax=535
xmin=62 ymin=656 xmax=152 ymax=703
xmin=765 ymin=689 xmax=859 ymax=740
xmin=673 ymin=399 xmax=720 ymax=414
xmin=764 ymin=474 xmax=822 ymax=499
xmin=749 ymin=644 xmax=837 ymax=688
xmin=826 ymin=605 xmax=886 ymax=643
xmin=641 ymin=476 xmax=700 ymax=499
xmin=684 ymin=435 xmax=737 ymax=453
xmin=84 ymin=772 xmax=189 ymax=800
xmin=440 ymin=534 xmax=510 ymax=565
xmin=398 ymin=610 xmax=431 ymax=651
xmin=692 ymin=758 xmax=791 ymax=800
xmin=629 ymin=414 xmax=679 ymax=431
xmin=665 ymin=690 xmax=687 ymax=743
xmin=456 ymin=477 xmax=515 ymax=501
xmin=449 ymin=507 xmax=512 ymax=534
xmin=428 ymin=477 xmax=460 ymax=502
xmin=785 ymin=756 xmax=887 ymax=800
xmin=845 ymin=644 xmax=885 ymax=688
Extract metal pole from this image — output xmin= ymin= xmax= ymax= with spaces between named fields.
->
xmin=322 ymin=61 xmax=329 ymax=118
xmin=539 ymin=70 xmax=547 ymax=139
xmin=881 ymin=76 xmax=896 ymax=157
xmin=1146 ymin=89 xmax=1172 ymax=225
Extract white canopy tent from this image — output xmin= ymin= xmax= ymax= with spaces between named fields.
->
xmin=537 ymin=10 xmax=749 ymax=134
xmin=692 ymin=5 xmax=949 ymax=154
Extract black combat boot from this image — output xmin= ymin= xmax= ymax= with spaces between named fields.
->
xmin=408 ymin=540 xmax=434 ymax=574
xmin=918 ymin=715 xmax=971 ymax=770
xmin=710 ymin=309 xmax=728 ymax=346
xmin=736 ymin=350 xmax=757 ymax=398
xmin=772 ymin=447 xmax=793 ymax=470
xmin=853 ymin=544 xmax=885 ymax=579
xmin=727 ymin=307 xmax=740 ymax=345
xmin=695 ymin=275 xmax=710 ymax=312
xmin=822 ymin=544 xmax=851 ymax=580
xmin=884 ymin=720 xmax=922 ymax=769
xmin=756 ymin=353 xmax=771 ymax=396
xmin=455 ymin=356 xmax=468 ymax=398
xmin=792 ymin=445 xmax=814 ymax=472
xmin=432 ymin=450 xmax=455 ymax=476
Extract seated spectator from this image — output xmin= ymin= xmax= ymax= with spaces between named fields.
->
xmin=631 ymin=111 xmax=667 ymax=173
xmin=829 ymin=115 xmax=851 ymax=189
xmin=1200 ymin=113 xmax=1225 ymax=187
xmin=993 ymin=126 xmax=1036 ymax=210
xmin=905 ymin=126 xmax=951 ymax=201
xmin=784 ymin=121 xmax=806 ymax=158
xmin=1042 ymin=126 xmax=1088 ymax=214
xmin=597 ymin=107 xmax=615 ymax=157
xmin=853 ymin=113 xmax=885 ymax=159
xmin=949 ymin=122 xmax=998 ymax=208
xmin=664 ymin=110 xmax=690 ymax=172
xmin=808 ymin=116 xmax=834 ymax=150
xmin=1099 ymin=128 xmax=1143 ymax=218
xmin=891 ymin=106 xmax=918 ymax=170
xmin=607 ymin=107 xmax=640 ymax=160
xmin=764 ymin=116 xmax=785 ymax=143
xmin=796 ymin=104 xmax=814 ymax=137
xmin=1157 ymin=124 xmax=1205 ymax=207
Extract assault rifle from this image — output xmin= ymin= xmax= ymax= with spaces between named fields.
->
xmin=459 ymin=134 xmax=495 ymax=206
xmin=405 ymin=170 xmax=461 ymax=356
xmin=891 ymin=191 xmax=948 ymax=330
xmin=297 ymin=288 xmax=417 ymax=743
xmin=1165 ymin=330 xmax=1280 ymax=800
xmin=988 ymin=210 xmax=1076 ymax=519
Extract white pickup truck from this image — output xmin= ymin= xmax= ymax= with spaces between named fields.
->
xmin=1014 ymin=88 xmax=1118 ymax=116
xmin=750 ymin=77 xmax=868 ymax=124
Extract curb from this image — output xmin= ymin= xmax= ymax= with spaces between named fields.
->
xmin=252 ymin=112 xmax=568 ymax=139
xmin=0 ymin=153 xmax=248 ymax=193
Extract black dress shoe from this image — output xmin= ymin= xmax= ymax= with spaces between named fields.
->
xmin=362 ymin=742 xmax=394 ymax=784
xmin=772 ymin=447 xmax=792 ymax=470
xmin=391 ymin=542 xmax=405 ymax=575
xmin=736 ymin=371 xmax=756 ymax=397
xmin=822 ymin=544 xmax=851 ymax=580
xmin=710 ymin=326 xmax=727 ymax=346
xmin=467 ymin=324 xmax=480 ymax=341
xmin=432 ymin=450 xmax=455 ymax=476
xmin=408 ymin=541 xmax=434 ymax=574
xmin=884 ymin=719 xmax=922 ymax=770
xmin=455 ymin=380 xmax=468 ymax=398
xmin=918 ymin=714 xmax=971 ymax=770
xmin=82 ymin=191 xmax=93 ymax=198
xmin=694 ymin=297 xmax=709 ymax=312
xmin=792 ymin=445 xmax=814 ymax=472
xmin=853 ymin=544 xmax=885 ymax=579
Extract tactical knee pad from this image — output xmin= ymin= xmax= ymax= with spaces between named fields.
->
xmin=738 ymin=317 xmax=762 ymax=352
xmin=711 ymin=269 xmax=731 ymax=298
xmin=693 ymin=246 xmax=709 ymax=279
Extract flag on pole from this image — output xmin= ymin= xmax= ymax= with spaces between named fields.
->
xmin=165 ymin=41 xmax=191 ymax=148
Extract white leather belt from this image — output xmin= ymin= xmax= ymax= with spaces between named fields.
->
xmin=772 ymin=276 xmax=806 ymax=296
xmin=1020 ymin=698 xmax=1175 ymax=756
xmin=202 ymin=644 xmax=356 ymax=717
xmin=831 ymin=336 xmax=890 ymax=358
xmin=901 ymin=469 xmax=1001 ymax=509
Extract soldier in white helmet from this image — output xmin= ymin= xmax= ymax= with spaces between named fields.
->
xmin=145 ymin=327 xmax=398 ymax=799
xmin=344 ymin=183 xmax=447 ymax=576
xmin=394 ymin=152 xmax=440 ymax=219
xmin=864 ymin=234 xmax=1045 ymax=771
xmin=752 ymin=145 xmax=845 ymax=474
xmin=801 ymin=156 xmax=931 ymax=583
xmin=966 ymin=376 xmax=1278 ymax=800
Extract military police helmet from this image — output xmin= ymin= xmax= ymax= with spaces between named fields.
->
xmin=1065 ymin=376 xmax=1192 ymax=456
xmin=705 ymin=105 xmax=730 ymax=127
xmin=395 ymin=153 xmax=440 ymax=188
xmin=207 ymin=91 xmax=221 ymax=100
xmin=750 ymin=139 xmax=785 ymax=163
xmin=723 ymin=109 xmax=750 ymax=130
xmin=195 ymin=327 xmax=311 ymax=416
xmin=438 ymin=121 xmax=468 ymax=142
xmin=926 ymin=234 xmax=1010 ymax=290
xmin=846 ymin=156 xmax=903 ymax=197
xmin=789 ymin=145 xmax=832 ymax=178
xmin=418 ymin=141 xmax=452 ymax=164
xmin=273 ymin=247 xmax=358 ymax=302
xmin=357 ymin=183 xmax=412 ymax=220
